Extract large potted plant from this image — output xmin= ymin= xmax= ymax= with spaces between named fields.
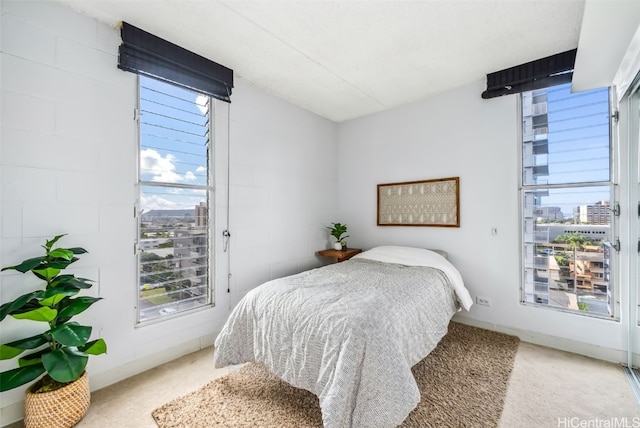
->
xmin=0 ymin=234 xmax=107 ymax=427
xmin=326 ymin=222 xmax=349 ymax=250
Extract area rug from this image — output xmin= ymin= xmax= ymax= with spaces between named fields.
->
xmin=152 ymin=322 xmax=519 ymax=427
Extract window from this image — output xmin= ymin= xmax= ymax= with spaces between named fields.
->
xmin=137 ymin=75 xmax=213 ymax=323
xmin=520 ymin=83 xmax=616 ymax=318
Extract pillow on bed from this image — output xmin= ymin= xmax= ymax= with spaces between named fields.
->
xmin=352 ymin=246 xmax=473 ymax=311
xmin=352 ymin=245 xmax=447 ymax=264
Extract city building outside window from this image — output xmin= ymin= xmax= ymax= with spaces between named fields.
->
xmin=136 ymin=76 xmax=213 ymax=323
xmin=520 ymin=83 xmax=616 ymax=318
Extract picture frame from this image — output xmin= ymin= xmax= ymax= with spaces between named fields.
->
xmin=377 ymin=177 xmax=460 ymax=227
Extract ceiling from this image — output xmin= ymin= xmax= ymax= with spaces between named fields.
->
xmin=56 ymin=0 xmax=586 ymax=122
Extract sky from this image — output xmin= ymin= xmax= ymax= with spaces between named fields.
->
xmin=138 ymin=76 xmax=210 ymax=212
xmin=527 ymin=83 xmax=611 ymax=217
xmin=136 ymin=78 xmax=611 ymax=216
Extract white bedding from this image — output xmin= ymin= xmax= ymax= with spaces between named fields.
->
xmin=214 ymin=246 xmax=471 ymax=427
xmin=352 ymin=246 xmax=473 ymax=310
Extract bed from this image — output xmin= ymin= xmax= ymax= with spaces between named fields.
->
xmin=213 ymin=245 xmax=473 ymax=427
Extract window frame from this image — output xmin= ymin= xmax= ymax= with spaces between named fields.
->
xmin=517 ymin=84 xmax=619 ymax=320
xmin=135 ymin=75 xmax=215 ymax=325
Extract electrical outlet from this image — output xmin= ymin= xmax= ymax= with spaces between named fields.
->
xmin=476 ymin=296 xmax=492 ymax=307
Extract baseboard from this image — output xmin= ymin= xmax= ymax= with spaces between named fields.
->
xmin=89 ymin=333 xmax=216 ymax=391
xmin=453 ymin=315 xmax=640 ymax=367
xmin=0 ymin=402 xmax=22 ymax=428
xmin=3 ymin=322 xmax=636 ymax=426
xmin=0 ymin=333 xmax=216 ymax=427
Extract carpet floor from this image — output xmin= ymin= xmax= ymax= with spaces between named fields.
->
xmin=152 ymin=322 xmax=519 ymax=427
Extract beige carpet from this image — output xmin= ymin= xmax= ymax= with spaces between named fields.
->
xmin=152 ymin=322 xmax=519 ymax=427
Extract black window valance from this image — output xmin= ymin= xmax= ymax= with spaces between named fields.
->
xmin=481 ymin=49 xmax=577 ymax=99
xmin=118 ymin=22 xmax=233 ymax=102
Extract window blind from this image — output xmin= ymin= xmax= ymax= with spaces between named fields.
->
xmin=119 ymin=22 xmax=233 ymax=103
xmin=520 ymin=83 xmax=614 ymax=317
xmin=137 ymin=76 xmax=212 ymax=322
xmin=482 ymin=49 xmax=577 ymax=99
xmin=521 ymin=83 xmax=610 ymax=187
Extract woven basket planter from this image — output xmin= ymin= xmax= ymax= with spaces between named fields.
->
xmin=24 ymin=371 xmax=90 ymax=428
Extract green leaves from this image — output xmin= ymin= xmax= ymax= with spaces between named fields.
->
xmin=47 ymin=248 xmax=74 ymax=261
xmin=39 ymin=288 xmax=80 ymax=307
xmin=57 ymin=297 xmax=102 ymax=321
xmin=12 ymin=307 xmax=57 ymax=322
xmin=0 ymin=334 xmax=48 ymax=360
xmin=0 ymin=235 xmax=105 ymax=392
xmin=44 ymin=234 xmax=67 ymax=251
xmin=32 ymin=266 xmax=62 ymax=281
xmin=42 ymin=348 xmax=88 ymax=383
xmin=18 ymin=349 xmax=48 ymax=367
xmin=1 ymin=257 xmax=46 ymax=273
xmin=80 ymin=339 xmax=107 ymax=355
xmin=0 ymin=364 xmax=46 ymax=392
xmin=0 ymin=291 xmax=42 ymax=322
xmin=50 ymin=323 xmax=91 ymax=347
xmin=0 ymin=344 xmax=25 ymax=360
xmin=327 ymin=222 xmax=349 ymax=242
xmin=553 ymin=231 xmax=591 ymax=247
xmin=50 ymin=275 xmax=93 ymax=290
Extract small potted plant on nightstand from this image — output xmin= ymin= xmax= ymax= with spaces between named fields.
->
xmin=326 ymin=222 xmax=349 ymax=250
xmin=0 ymin=234 xmax=107 ymax=428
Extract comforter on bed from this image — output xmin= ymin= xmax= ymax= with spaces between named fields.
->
xmin=214 ymin=257 xmax=461 ymax=428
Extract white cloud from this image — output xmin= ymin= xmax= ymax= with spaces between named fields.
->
xmin=140 ymin=190 xmax=207 ymax=211
xmin=140 ymin=192 xmax=177 ymax=211
xmin=141 ymin=149 xmax=197 ymax=183
xmin=164 ymin=188 xmax=206 ymax=197
xmin=140 ymin=149 xmax=175 ymax=181
xmin=196 ymin=166 xmax=206 ymax=173
xmin=195 ymin=95 xmax=209 ymax=114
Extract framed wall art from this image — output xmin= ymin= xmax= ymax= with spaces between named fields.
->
xmin=377 ymin=177 xmax=460 ymax=227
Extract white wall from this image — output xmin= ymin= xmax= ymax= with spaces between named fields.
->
xmin=0 ymin=1 xmax=337 ymax=424
xmin=227 ymin=83 xmax=338 ymax=309
xmin=572 ymin=0 xmax=640 ymax=95
xmin=2 ymin=0 xmax=637 ymax=425
xmin=337 ymin=79 xmax=636 ymax=362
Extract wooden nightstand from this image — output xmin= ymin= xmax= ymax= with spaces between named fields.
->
xmin=317 ymin=248 xmax=362 ymax=263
